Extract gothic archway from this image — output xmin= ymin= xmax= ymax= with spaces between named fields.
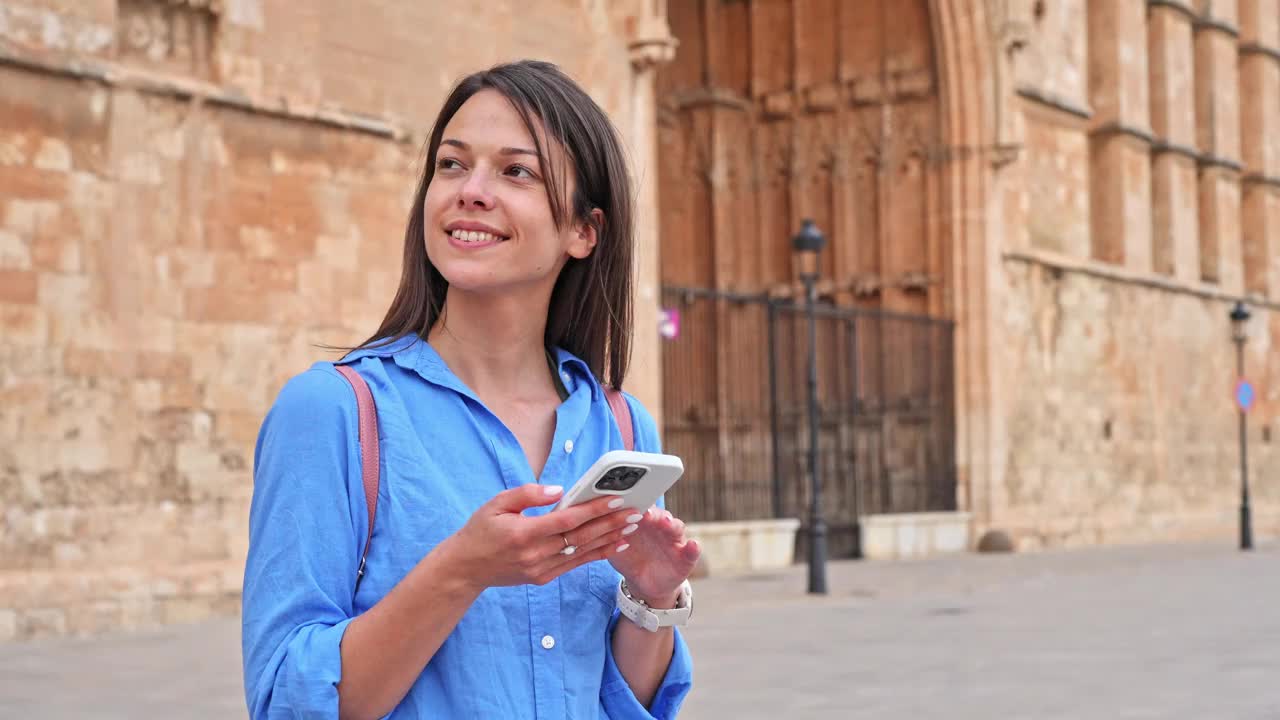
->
xmin=654 ymin=0 xmax=999 ymax=547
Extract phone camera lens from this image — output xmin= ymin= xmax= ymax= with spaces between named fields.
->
xmin=595 ymin=466 xmax=647 ymax=492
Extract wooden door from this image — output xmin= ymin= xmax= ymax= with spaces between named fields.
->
xmin=657 ymin=0 xmax=953 ymax=534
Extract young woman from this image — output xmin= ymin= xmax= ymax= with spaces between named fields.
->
xmin=241 ymin=60 xmax=701 ymax=720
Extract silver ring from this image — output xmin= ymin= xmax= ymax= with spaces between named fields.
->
xmin=560 ymin=535 xmax=577 ymax=556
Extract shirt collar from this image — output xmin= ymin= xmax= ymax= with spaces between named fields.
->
xmin=549 ymin=346 xmax=599 ymax=402
xmin=338 ymin=334 xmax=422 ymax=365
xmin=345 ymin=335 xmax=600 ymax=402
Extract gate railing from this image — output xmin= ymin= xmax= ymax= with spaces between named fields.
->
xmin=660 ymin=286 xmax=958 ymax=557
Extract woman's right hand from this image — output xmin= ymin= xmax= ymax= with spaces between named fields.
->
xmin=440 ymin=484 xmax=642 ymax=591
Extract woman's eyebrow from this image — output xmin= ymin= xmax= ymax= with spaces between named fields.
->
xmin=441 ymin=138 xmax=538 ymax=158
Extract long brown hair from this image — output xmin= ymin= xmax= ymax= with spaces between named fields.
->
xmin=354 ymin=60 xmax=635 ymax=389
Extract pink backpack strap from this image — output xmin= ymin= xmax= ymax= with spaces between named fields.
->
xmin=604 ymin=387 xmax=634 ymax=452
xmin=334 ymin=364 xmax=379 ymax=590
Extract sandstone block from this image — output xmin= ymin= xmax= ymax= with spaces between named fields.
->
xmin=1239 ymin=0 xmax=1279 ymax=46
xmin=0 ymin=269 xmax=38 ymax=303
xmin=19 ymin=607 xmax=67 ymax=638
xmin=1241 ymin=185 xmax=1280 ymax=295
xmin=36 ymin=272 xmax=89 ymax=313
xmin=65 ymin=600 xmax=123 ymax=637
xmin=1194 ymin=28 xmax=1241 ymax=159
xmin=1087 ymin=0 xmax=1150 ymax=127
xmin=0 ymin=230 xmax=31 ymax=269
xmin=1089 ymin=135 xmax=1152 ymax=269
xmin=3 ymin=198 xmax=59 ymax=236
xmin=1197 ymin=167 xmax=1243 ymax=290
xmin=30 ymin=230 xmax=82 ymax=273
xmin=0 ymin=304 xmax=48 ymax=345
xmin=32 ymin=137 xmax=72 ymax=172
xmin=0 ymin=609 xmax=16 ymax=642
xmin=1151 ymin=154 xmax=1200 ymax=279
xmin=1147 ymin=6 xmax=1196 ymax=145
xmin=1201 ymin=0 xmax=1240 ymax=26
xmin=1239 ymin=56 xmax=1280 ymax=176
xmin=0 ymin=132 xmax=30 ymax=166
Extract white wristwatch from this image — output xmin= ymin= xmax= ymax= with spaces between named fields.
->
xmin=616 ymin=579 xmax=693 ymax=632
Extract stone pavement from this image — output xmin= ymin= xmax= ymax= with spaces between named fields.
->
xmin=0 ymin=541 xmax=1276 ymax=719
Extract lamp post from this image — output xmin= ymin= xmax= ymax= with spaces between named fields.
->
xmin=793 ymin=219 xmax=828 ymax=594
xmin=1229 ymin=301 xmax=1253 ymax=551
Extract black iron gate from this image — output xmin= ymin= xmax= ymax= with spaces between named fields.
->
xmin=660 ymin=286 xmax=957 ymax=558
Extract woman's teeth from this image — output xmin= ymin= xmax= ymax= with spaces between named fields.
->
xmin=451 ymin=229 xmax=504 ymax=244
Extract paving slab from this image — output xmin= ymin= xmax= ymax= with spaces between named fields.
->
xmin=1 ymin=541 xmax=1275 ymax=719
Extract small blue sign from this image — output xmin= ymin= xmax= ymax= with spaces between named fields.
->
xmin=1236 ymin=380 xmax=1255 ymax=412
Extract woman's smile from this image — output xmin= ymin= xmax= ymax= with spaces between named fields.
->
xmin=444 ymin=220 xmax=511 ymax=249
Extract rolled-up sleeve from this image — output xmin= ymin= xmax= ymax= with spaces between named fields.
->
xmin=599 ymin=611 xmax=694 ymax=719
xmin=241 ymin=368 xmax=368 ymax=719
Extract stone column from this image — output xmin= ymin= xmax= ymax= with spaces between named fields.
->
xmin=626 ymin=0 xmax=678 ymax=426
xmin=1087 ymin=0 xmax=1153 ymax=270
xmin=1238 ymin=0 xmax=1280 ymax=296
xmin=1194 ymin=0 xmax=1244 ymax=291
xmin=1148 ymin=0 xmax=1201 ymax=281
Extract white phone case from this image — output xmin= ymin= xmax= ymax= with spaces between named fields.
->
xmin=555 ymin=450 xmax=685 ymax=512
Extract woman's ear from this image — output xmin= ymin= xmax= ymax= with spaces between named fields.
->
xmin=567 ymin=208 xmax=603 ymax=260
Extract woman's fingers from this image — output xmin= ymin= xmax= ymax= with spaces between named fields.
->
xmin=536 ymin=524 xmax=635 ymax=580
xmin=638 ymin=506 xmax=687 ymax=541
xmin=538 ymin=506 xmax=638 ymax=558
xmin=488 ymin=483 xmax=566 ymax=514
xmin=525 ymin=495 xmax=625 ymax=539
xmin=503 ymin=498 xmax=697 ymax=586
xmin=463 ymin=491 xmax=693 ymax=589
xmin=564 ymin=508 xmax=641 ymax=549
xmin=680 ymin=538 xmax=701 ymax=562
xmin=667 ymin=515 xmax=686 ymax=537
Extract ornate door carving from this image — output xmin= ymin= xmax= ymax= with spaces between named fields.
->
xmin=657 ymin=0 xmax=943 ymax=310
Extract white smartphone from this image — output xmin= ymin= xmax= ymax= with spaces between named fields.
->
xmin=554 ymin=450 xmax=684 ymax=512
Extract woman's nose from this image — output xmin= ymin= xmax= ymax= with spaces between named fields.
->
xmin=457 ymin=171 xmax=495 ymax=210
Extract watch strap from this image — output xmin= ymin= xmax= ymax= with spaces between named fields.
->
xmin=616 ymin=579 xmax=693 ymax=632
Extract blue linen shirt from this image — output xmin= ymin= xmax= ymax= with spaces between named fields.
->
xmin=241 ymin=335 xmax=693 ymax=719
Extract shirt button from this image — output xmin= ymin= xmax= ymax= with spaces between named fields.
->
xmin=564 ymin=440 xmax=574 ymax=454
xmin=541 ymin=634 xmax=556 ymax=650
xmin=561 ymin=371 xmax=571 ymax=385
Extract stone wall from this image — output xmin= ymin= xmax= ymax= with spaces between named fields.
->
xmin=989 ymin=0 xmax=1280 ymax=549
xmin=0 ymin=0 xmax=656 ymax=641
xmin=996 ymin=260 xmax=1279 ymax=548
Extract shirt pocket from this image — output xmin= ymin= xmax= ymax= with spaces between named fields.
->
xmin=561 ymin=561 xmax=617 ymax=610
xmin=585 ymin=560 xmax=621 ymax=607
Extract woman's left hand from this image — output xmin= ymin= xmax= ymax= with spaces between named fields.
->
xmin=607 ymin=507 xmax=701 ymax=607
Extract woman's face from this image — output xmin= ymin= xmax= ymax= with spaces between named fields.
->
xmin=423 ymin=89 xmax=596 ymax=298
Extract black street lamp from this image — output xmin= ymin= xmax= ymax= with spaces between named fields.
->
xmin=1229 ymin=301 xmax=1253 ymax=551
xmin=792 ymin=219 xmax=828 ymax=594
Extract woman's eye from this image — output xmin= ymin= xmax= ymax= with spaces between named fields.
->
xmin=506 ymin=165 xmax=535 ymax=179
xmin=437 ymin=158 xmax=462 ymax=170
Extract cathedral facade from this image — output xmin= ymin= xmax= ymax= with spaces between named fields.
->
xmin=0 ymin=0 xmax=1275 ymax=640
